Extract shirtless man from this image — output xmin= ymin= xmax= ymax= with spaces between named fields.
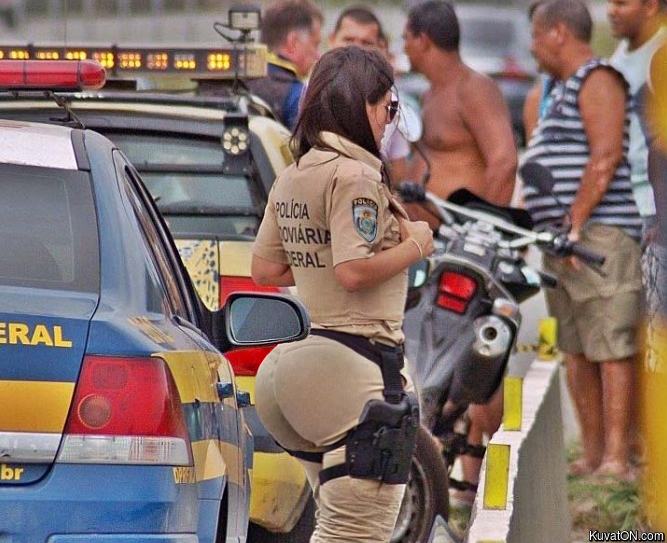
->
xmin=403 ymin=0 xmax=517 ymax=222
xmin=402 ymin=0 xmax=517 ymax=503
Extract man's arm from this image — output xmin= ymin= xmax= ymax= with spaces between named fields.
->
xmin=460 ymin=73 xmax=517 ymax=206
xmin=570 ymin=68 xmax=627 ymax=236
xmin=523 ymin=80 xmax=543 ymax=143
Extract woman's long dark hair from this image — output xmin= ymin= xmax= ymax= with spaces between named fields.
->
xmin=291 ymin=46 xmax=394 ymax=161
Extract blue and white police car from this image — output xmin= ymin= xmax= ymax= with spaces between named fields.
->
xmin=0 ymin=59 xmax=310 ymax=543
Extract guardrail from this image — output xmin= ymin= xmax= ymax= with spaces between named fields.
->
xmin=465 ymin=358 xmax=571 ymax=543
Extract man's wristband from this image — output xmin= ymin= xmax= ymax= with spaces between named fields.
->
xmin=407 ymin=237 xmax=424 ymax=259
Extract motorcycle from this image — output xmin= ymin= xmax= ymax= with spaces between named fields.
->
xmin=395 ymin=161 xmax=605 ymax=534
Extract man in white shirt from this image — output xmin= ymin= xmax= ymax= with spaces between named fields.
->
xmin=608 ymin=0 xmax=665 ymax=472
xmin=609 ymin=0 xmax=666 ymax=230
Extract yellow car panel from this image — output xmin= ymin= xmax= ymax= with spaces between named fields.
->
xmin=251 ymin=452 xmax=310 ymax=531
xmin=160 ymin=350 xmax=242 ymax=487
xmin=249 ymin=116 xmax=294 ymax=174
xmin=219 ymin=240 xmax=253 ymax=277
xmin=0 ymin=380 xmax=74 ymax=432
xmin=175 ymin=239 xmax=219 ymax=311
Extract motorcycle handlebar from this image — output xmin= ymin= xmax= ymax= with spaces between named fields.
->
xmin=397 ymin=181 xmax=426 ymax=203
xmin=567 ymin=241 xmax=606 ymax=267
xmin=397 ymin=184 xmax=607 ymax=269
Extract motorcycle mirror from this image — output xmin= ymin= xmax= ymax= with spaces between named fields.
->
xmin=408 ymin=259 xmax=430 ymax=289
xmin=520 ymin=161 xmax=572 ymax=228
xmin=397 ymin=101 xmax=423 ymax=143
xmin=519 ymin=161 xmax=555 ymax=195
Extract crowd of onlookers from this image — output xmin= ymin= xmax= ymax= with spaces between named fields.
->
xmin=248 ymin=0 xmax=666 ymax=492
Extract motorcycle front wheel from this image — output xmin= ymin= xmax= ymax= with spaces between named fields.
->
xmin=391 ymin=425 xmax=450 ymax=543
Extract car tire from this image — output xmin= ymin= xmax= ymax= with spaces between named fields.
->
xmin=247 ymin=494 xmax=315 ymax=543
xmin=391 ymin=425 xmax=450 ymax=543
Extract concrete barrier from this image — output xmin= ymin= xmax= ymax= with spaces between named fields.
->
xmin=465 ymin=360 xmax=571 ymax=543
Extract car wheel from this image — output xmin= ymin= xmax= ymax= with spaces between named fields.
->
xmin=391 ymin=426 xmax=449 ymax=543
xmin=247 ymin=494 xmax=315 ymax=543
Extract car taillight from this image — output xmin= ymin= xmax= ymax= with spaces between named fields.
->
xmin=225 ymin=345 xmax=276 ymax=376
xmin=219 ymin=275 xmax=283 ymax=306
xmin=57 ymin=355 xmax=191 ymax=466
xmin=436 ymin=271 xmax=477 ymax=314
xmin=0 ymin=60 xmax=106 ymax=91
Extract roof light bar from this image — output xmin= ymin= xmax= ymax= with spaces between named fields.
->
xmin=0 ymin=44 xmax=268 ymax=79
xmin=0 ymin=59 xmax=106 ymax=91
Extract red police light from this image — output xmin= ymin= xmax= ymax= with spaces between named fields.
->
xmin=0 ymin=59 xmax=106 ymax=91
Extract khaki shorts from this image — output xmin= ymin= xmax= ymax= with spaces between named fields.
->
xmin=544 ymin=224 xmax=642 ymax=362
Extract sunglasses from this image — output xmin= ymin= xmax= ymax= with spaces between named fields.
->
xmin=385 ymin=100 xmax=399 ymax=123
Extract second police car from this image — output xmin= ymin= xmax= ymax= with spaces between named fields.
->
xmin=0 ymin=59 xmax=311 ymax=542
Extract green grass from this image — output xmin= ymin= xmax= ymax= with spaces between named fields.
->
xmin=444 ymin=445 xmax=647 ymax=541
xmin=567 ymin=445 xmax=647 ymax=541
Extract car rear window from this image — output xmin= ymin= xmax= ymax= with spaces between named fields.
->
xmin=0 ymin=164 xmax=99 ymax=292
xmin=107 ymin=133 xmax=263 ymax=239
xmin=113 ymin=134 xmax=226 ymax=167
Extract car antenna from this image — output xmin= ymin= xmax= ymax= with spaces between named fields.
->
xmin=213 ymin=5 xmax=262 ymax=96
xmin=43 ymin=0 xmax=84 ymax=128
xmin=47 ymin=92 xmax=86 ymax=129
xmin=213 ymin=22 xmax=248 ymax=96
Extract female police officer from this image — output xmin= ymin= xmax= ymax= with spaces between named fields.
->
xmin=251 ymin=46 xmax=434 ymax=543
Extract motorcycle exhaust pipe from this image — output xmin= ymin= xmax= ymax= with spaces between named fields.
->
xmin=472 ymin=315 xmax=512 ymax=358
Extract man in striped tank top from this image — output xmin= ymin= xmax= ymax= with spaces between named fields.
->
xmin=524 ymin=0 xmax=643 ymax=480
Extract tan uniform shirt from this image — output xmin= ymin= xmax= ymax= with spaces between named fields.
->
xmin=253 ymin=131 xmax=409 ymax=345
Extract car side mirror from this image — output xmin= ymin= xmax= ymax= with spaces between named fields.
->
xmin=408 ymin=259 xmax=430 ymax=290
xmin=214 ymin=292 xmax=310 ymax=350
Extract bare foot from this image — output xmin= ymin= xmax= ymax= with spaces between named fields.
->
xmin=630 ymin=438 xmax=644 ymax=467
xmin=594 ymin=461 xmax=637 ymax=482
xmin=568 ymin=458 xmax=599 ymax=477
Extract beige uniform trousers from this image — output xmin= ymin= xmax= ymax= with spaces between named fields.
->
xmin=255 ymin=334 xmax=408 ymax=543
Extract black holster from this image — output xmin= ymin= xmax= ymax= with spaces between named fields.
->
xmin=343 ymin=393 xmax=419 ymax=484
xmin=306 ymin=329 xmax=420 ymax=486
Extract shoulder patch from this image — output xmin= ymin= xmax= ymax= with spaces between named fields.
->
xmin=352 ymin=197 xmax=379 ymax=243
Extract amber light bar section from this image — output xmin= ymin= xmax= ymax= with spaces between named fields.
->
xmin=0 ymin=44 xmax=268 ymax=79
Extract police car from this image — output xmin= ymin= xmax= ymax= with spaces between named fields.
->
xmin=0 ymin=59 xmax=310 ymax=543
xmin=0 ymin=39 xmax=314 ymax=541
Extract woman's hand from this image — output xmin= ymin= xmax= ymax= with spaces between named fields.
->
xmin=399 ymin=219 xmax=434 ymax=258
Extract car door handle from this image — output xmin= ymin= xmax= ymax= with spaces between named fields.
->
xmin=216 ymin=382 xmax=234 ymax=400
xmin=236 ymin=390 xmax=251 ymax=408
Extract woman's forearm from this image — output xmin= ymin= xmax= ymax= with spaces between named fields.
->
xmin=264 ymin=269 xmax=295 ymax=286
xmin=251 ymin=255 xmax=295 ymax=286
xmin=334 ymin=240 xmax=422 ymax=292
